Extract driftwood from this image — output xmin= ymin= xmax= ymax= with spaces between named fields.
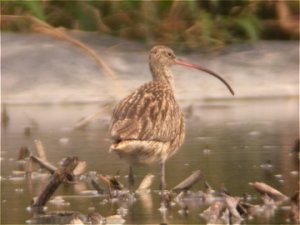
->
xmin=26 ymin=157 xmax=33 ymax=174
xmin=99 ymin=175 xmax=124 ymax=191
xmin=31 ymin=157 xmax=79 ymax=207
xmin=172 ymin=170 xmax=201 ymax=193
xmin=72 ymin=161 xmax=87 ymax=176
xmin=224 ymin=195 xmax=244 ymax=224
xmin=90 ymin=178 xmax=105 ymax=194
xmin=34 ymin=139 xmax=48 ymax=162
xmin=249 ymin=182 xmax=288 ymax=201
xmin=289 ymin=190 xmax=300 ymax=223
xmin=29 ymin=211 xmax=84 ymax=224
xmin=200 ymin=201 xmax=226 ymax=224
xmin=30 ymin=155 xmax=85 ymax=180
xmin=31 ymin=156 xmax=57 ymax=174
xmin=17 ymin=146 xmax=30 ymax=160
xmin=87 ymin=212 xmax=104 ymax=224
xmin=137 ymin=174 xmax=155 ymax=192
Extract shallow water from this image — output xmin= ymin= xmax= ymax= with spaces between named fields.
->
xmin=1 ymin=32 xmax=299 ymax=224
xmin=1 ymin=98 xmax=298 ymax=224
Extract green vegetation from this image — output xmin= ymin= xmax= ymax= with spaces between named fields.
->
xmin=1 ymin=0 xmax=299 ymax=49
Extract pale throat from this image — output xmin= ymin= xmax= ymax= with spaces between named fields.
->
xmin=150 ymin=63 xmax=175 ymax=90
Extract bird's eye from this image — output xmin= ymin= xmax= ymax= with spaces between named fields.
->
xmin=167 ymin=52 xmax=172 ymax=57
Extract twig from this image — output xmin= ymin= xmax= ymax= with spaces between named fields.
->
xmin=224 ymin=195 xmax=242 ymax=219
xmin=99 ymin=175 xmax=124 ymax=191
xmin=91 ymin=178 xmax=105 ymax=195
xmin=31 ymin=156 xmax=79 ymax=207
xmin=26 ymin=157 xmax=33 ymax=174
xmin=172 ymin=170 xmax=202 ymax=193
xmin=34 ymin=139 xmax=48 ymax=162
xmin=290 ymin=190 xmax=300 ymax=223
xmin=30 ymin=156 xmax=57 ymax=174
xmin=249 ymin=182 xmax=288 ymax=201
xmin=73 ymin=161 xmax=87 ymax=176
xmin=137 ymin=174 xmax=155 ymax=192
xmin=17 ymin=146 xmax=30 ymax=160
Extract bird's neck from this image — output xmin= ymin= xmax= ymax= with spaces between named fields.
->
xmin=149 ymin=64 xmax=175 ymax=90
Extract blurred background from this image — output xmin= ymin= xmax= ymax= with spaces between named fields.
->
xmin=1 ymin=1 xmax=299 ymax=224
xmin=1 ymin=0 xmax=299 ymax=48
xmin=1 ymin=0 xmax=299 ymax=103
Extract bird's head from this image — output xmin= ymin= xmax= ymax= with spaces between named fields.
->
xmin=149 ymin=45 xmax=234 ymax=96
xmin=149 ymin=45 xmax=176 ymax=67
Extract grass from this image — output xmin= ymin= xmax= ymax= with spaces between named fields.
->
xmin=1 ymin=0 xmax=299 ymax=49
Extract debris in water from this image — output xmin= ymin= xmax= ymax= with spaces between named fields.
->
xmin=289 ymin=190 xmax=300 ymax=223
xmin=249 ymin=182 xmax=288 ymax=202
xmin=274 ymin=174 xmax=283 ymax=179
xmin=106 ymin=215 xmax=125 ymax=225
xmin=12 ymin=170 xmax=26 ymax=176
xmin=49 ymin=196 xmax=70 ymax=206
xmin=90 ymin=177 xmax=105 ymax=195
xmin=59 ymin=138 xmax=70 ymax=144
xmin=290 ymin=170 xmax=299 ymax=176
xmin=17 ymin=146 xmax=30 ymax=161
xmin=224 ymin=195 xmax=243 ymax=223
xmin=158 ymin=203 xmax=168 ymax=213
xmin=79 ymin=190 xmax=98 ymax=195
xmin=203 ymin=148 xmax=211 ymax=155
xmin=30 ymin=155 xmax=57 ymax=174
xmin=99 ymin=175 xmax=124 ymax=191
xmin=259 ymin=160 xmax=273 ymax=171
xmin=28 ymin=211 xmax=85 ymax=224
xmin=15 ymin=188 xmax=24 ymax=193
xmin=117 ymin=206 xmax=128 ymax=217
xmin=68 ymin=217 xmax=84 ymax=225
xmin=248 ymin=131 xmax=261 ymax=136
xmin=136 ymin=173 xmax=155 ymax=192
xmin=73 ymin=161 xmax=87 ymax=176
xmin=200 ymin=201 xmax=226 ymax=224
xmin=172 ymin=170 xmax=202 ymax=193
xmin=34 ymin=139 xmax=48 ymax=162
xmin=31 ymin=157 xmax=79 ymax=207
xmin=87 ymin=212 xmax=104 ymax=224
xmin=8 ymin=175 xmax=25 ymax=181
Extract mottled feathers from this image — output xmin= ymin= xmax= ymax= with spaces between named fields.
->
xmin=110 ymin=81 xmax=184 ymax=144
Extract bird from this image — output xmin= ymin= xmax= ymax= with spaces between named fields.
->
xmin=109 ymin=45 xmax=234 ymax=205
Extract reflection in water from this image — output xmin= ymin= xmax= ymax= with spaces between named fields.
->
xmin=1 ymin=99 xmax=299 ymax=224
xmin=137 ymin=192 xmax=153 ymax=216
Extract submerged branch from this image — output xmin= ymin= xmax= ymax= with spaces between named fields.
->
xmin=172 ymin=170 xmax=202 ymax=193
xmin=249 ymin=182 xmax=288 ymax=201
xmin=31 ymin=157 xmax=79 ymax=207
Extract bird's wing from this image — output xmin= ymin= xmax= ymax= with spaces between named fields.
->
xmin=110 ymin=82 xmax=183 ymax=143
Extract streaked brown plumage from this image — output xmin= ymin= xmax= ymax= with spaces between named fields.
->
xmin=110 ymin=81 xmax=185 ymax=165
xmin=109 ymin=46 xmax=234 ymax=204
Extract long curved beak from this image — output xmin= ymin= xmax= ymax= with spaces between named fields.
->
xmin=175 ymin=58 xmax=235 ymax=96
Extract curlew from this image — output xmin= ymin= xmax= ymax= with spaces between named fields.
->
xmin=109 ymin=45 xmax=234 ymax=205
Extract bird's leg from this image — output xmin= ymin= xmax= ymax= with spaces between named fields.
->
xmin=128 ymin=166 xmax=134 ymax=191
xmin=160 ymin=161 xmax=166 ymax=207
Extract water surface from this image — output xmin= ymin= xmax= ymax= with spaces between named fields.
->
xmin=1 ymin=98 xmax=298 ymax=224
